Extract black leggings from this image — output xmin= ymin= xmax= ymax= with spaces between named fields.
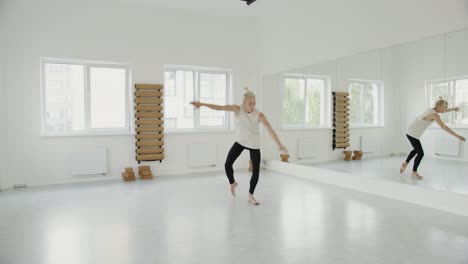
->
xmin=405 ymin=134 xmax=424 ymax=172
xmin=225 ymin=142 xmax=261 ymax=194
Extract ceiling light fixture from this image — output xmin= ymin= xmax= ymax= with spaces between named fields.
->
xmin=241 ymin=0 xmax=257 ymax=6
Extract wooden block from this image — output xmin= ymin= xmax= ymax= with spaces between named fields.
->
xmin=335 ymin=143 xmax=350 ymax=148
xmin=136 ymin=112 xmax=164 ymax=118
xmin=334 ymin=97 xmax=350 ymax=103
xmin=136 ymin=126 xmax=164 ymax=133
xmin=280 ymin=154 xmax=289 ymax=163
xmin=333 ymin=92 xmax=350 ymax=96
xmin=122 ymin=172 xmax=135 ymax=178
xmin=334 ymin=133 xmax=350 ymax=138
xmin=136 ymin=148 xmax=164 ymax=154
xmin=334 ymin=117 xmax=350 ymax=122
xmin=352 ymin=156 xmax=362 ymax=160
xmin=335 ymin=107 xmax=350 ymax=112
xmin=335 ymin=138 xmax=350 ymax=143
xmin=123 ymin=176 xmax=136 ymax=181
xmin=125 ymin=167 xmax=134 ymax=173
xmin=136 ymin=141 xmax=164 ymax=147
xmin=135 ymin=91 xmax=163 ymax=97
xmin=135 ymin=84 xmax=164 ymax=90
xmin=136 ymin=134 xmax=164 ymax=140
xmin=334 ymin=128 xmax=350 ymax=133
xmin=136 ymin=154 xmax=165 ymax=161
xmin=334 ymin=112 xmax=350 ymax=117
xmin=135 ymin=105 xmax=164 ymax=112
xmin=334 ymin=102 xmax=350 ymax=107
xmin=138 ymin=165 xmax=150 ymax=171
xmin=140 ymin=175 xmax=154 ymax=180
xmin=135 ymin=97 xmax=163 ymax=105
xmin=335 ymin=123 xmax=350 ymax=128
xmin=139 ymin=170 xmax=152 ymax=176
xmin=136 ymin=119 xmax=164 ymax=125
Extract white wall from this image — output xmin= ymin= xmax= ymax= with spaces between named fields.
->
xmin=1 ymin=0 xmax=260 ymax=188
xmin=258 ymin=0 xmax=468 ymax=75
xmin=0 ymin=2 xmax=6 ymax=189
xmin=262 ymin=50 xmax=400 ymax=162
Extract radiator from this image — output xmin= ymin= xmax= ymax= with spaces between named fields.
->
xmin=434 ymin=135 xmax=460 ymax=156
xmin=71 ymin=147 xmax=108 ymax=176
xmin=359 ymin=135 xmax=380 ymax=153
xmin=297 ymin=138 xmax=317 ymax=159
xmin=188 ymin=143 xmax=217 ymax=167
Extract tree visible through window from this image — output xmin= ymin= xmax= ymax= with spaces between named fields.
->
xmin=164 ymin=66 xmax=231 ymax=131
xmin=348 ymin=80 xmax=383 ymax=126
xmin=282 ymin=76 xmax=329 ymax=128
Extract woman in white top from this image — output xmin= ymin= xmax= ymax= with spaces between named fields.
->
xmin=191 ymin=88 xmax=287 ymax=205
xmin=400 ymin=97 xmax=465 ymax=179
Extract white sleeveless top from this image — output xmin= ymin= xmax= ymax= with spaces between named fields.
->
xmin=407 ymin=108 xmax=436 ymax=139
xmin=235 ymin=105 xmax=261 ymax=149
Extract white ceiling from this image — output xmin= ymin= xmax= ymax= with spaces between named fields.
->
xmin=119 ymin=0 xmax=269 ymax=18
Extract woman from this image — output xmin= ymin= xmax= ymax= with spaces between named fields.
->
xmin=400 ymin=97 xmax=465 ymax=179
xmin=191 ymin=88 xmax=287 ymax=205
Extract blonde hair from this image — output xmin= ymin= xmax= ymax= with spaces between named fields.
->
xmin=243 ymin=86 xmax=256 ymax=99
xmin=435 ymin=97 xmax=448 ymax=108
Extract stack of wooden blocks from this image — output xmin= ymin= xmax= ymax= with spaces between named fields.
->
xmin=138 ymin=165 xmax=154 ymax=180
xmin=343 ymin=150 xmax=364 ymax=161
xmin=353 ymin=150 xmax=363 ymax=160
xmin=134 ymin=83 xmax=165 ymax=163
xmin=332 ymin=92 xmax=351 ymax=150
xmin=122 ymin=167 xmax=136 ymax=181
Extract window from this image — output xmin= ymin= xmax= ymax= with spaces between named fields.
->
xmin=41 ymin=58 xmax=131 ymax=136
xmin=281 ymin=76 xmax=330 ymax=128
xmin=164 ymin=66 xmax=231 ymax=131
xmin=348 ymin=80 xmax=383 ymax=127
xmin=427 ymin=77 xmax=468 ymax=127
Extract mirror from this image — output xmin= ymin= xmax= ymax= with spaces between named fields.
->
xmin=263 ymin=28 xmax=468 ymax=195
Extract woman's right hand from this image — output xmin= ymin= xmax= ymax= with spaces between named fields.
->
xmin=190 ymin=101 xmax=202 ymax=108
xmin=458 ymin=135 xmax=466 ymax=142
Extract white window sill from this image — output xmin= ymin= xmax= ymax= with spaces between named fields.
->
xmin=165 ymin=129 xmax=235 ymax=134
xmin=349 ymin=125 xmax=385 ymax=129
xmin=41 ymin=131 xmax=135 ymax=138
xmin=428 ymin=126 xmax=468 ymax=130
xmin=280 ymin=127 xmax=332 ymax=131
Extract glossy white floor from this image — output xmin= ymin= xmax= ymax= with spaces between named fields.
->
xmin=309 ymin=155 xmax=468 ymax=195
xmin=1 ymin=169 xmax=468 ymax=264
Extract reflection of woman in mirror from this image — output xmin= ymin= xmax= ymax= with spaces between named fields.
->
xmin=191 ymin=87 xmax=288 ymax=205
xmin=400 ymin=97 xmax=466 ymax=179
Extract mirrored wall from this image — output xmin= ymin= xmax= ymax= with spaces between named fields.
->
xmin=263 ymin=28 xmax=468 ymax=195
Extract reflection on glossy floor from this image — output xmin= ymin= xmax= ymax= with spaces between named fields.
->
xmin=1 ymin=170 xmax=468 ymax=264
xmin=308 ymin=155 xmax=468 ymax=195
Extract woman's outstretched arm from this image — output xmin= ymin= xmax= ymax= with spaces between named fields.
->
xmin=446 ymin=107 xmax=460 ymax=112
xmin=434 ymin=114 xmax=466 ymax=141
xmin=190 ymin=102 xmax=240 ymax=112
xmin=259 ymin=113 xmax=288 ymax=153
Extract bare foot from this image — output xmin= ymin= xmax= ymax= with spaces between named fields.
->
xmin=400 ymin=162 xmax=408 ymax=174
xmin=248 ymin=195 xmax=260 ymax=205
xmin=412 ymin=171 xmax=424 ymax=180
xmin=230 ymin=182 xmax=238 ymax=197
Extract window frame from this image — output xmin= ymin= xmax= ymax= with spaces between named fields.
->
xmin=280 ymin=74 xmax=331 ymax=130
xmin=348 ymin=79 xmax=384 ymax=128
xmin=426 ymin=76 xmax=468 ymax=128
xmin=163 ymin=65 xmax=233 ymax=133
xmin=40 ymin=57 xmax=133 ymax=137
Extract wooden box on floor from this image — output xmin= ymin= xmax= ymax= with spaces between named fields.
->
xmin=122 ymin=167 xmax=136 ymax=181
xmin=138 ymin=165 xmax=154 ymax=180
